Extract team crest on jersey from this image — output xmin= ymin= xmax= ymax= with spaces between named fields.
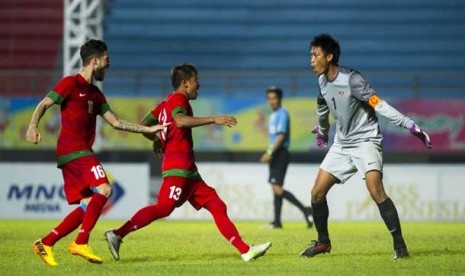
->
xmin=338 ymin=91 xmax=345 ymax=97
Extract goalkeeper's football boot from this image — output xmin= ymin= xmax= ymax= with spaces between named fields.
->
xmin=241 ymin=241 xmax=272 ymax=262
xmin=393 ymin=238 xmax=409 ymax=259
xmin=300 ymin=240 xmax=331 ymax=257
xmin=394 ymin=244 xmax=409 ymax=259
xmin=68 ymin=241 xmax=103 ymax=264
xmin=32 ymin=239 xmax=58 ymax=266
xmin=104 ymin=230 xmax=123 ymax=260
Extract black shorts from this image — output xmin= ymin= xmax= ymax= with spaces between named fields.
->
xmin=268 ymin=148 xmax=289 ymax=186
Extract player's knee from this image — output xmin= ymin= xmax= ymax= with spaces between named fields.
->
xmin=272 ymin=185 xmax=284 ymax=196
xmin=366 ymin=185 xmax=387 ymax=204
xmin=311 ymin=187 xmax=326 ymax=203
xmin=94 ymin=183 xmax=112 ymax=198
xmin=205 ymin=198 xmax=227 ymax=214
xmin=80 ymin=197 xmax=91 ymax=209
xmin=156 ymin=202 xmax=176 ymax=218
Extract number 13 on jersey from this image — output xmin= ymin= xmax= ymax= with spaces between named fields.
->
xmin=169 ymin=186 xmax=182 ymax=201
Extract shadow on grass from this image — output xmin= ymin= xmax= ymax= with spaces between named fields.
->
xmin=324 ymin=251 xmax=389 ymax=258
xmin=118 ymin=256 xmax=154 ymax=263
xmin=309 ymin=247 xmax=465 ymax=259
xmin=411 ymin=248 xmax=464 ymax=257
xmin=117 ymin=253 xmax=237 ymax=264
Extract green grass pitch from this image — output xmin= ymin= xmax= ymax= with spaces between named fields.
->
xmin=1 ymin=220 xmax=464 ymax=275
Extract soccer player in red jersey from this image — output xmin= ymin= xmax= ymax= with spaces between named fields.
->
xmin=26 ymin=40 xmax=167 ymax=266
xmin=104 ymin=63 xmax=272 ymax=262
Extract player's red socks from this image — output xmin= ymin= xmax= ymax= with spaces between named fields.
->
xmin=75 ymin=193 xmax=108 ymax=244
xmin=114 ymin=203 xmax=174 ymax=238
xmin=42 ymin=207 xmax=84 ymax=246
xmin=205 ymin=198 xmax=250 ymax=254
xmin=230 ymin=235 xmax=250 ymax=255
xmin=114 ymin=220 xmax=134 ymax=238
xmin=115 ymin=199 xmax=250 ymax=254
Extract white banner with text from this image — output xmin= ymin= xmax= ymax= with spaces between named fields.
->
xmin=169 ymin=163 xmax=465 ymax=222
xmin=0 ymin=163 xmax=149 ymax=219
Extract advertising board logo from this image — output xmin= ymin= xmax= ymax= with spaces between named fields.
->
xmin=7 ymin=183 xmax=65 ymax=212
xmin=6 ymin=170 xmax=125 ymax=214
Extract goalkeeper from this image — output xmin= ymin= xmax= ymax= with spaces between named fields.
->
xmin=300 ymin=33 xmax=432 ymax=259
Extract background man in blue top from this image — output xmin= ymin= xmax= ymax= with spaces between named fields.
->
xmin=260 ymin=86 xmax=313 ymax=229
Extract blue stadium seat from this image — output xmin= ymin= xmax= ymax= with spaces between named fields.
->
xmin=104 ymin=0 xmax=465 ymax=98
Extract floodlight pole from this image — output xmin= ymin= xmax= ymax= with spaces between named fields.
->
xmin=63 ymin=0 xmax=104 ymax=77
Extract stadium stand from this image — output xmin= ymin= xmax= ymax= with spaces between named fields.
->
xmin=104 ymin=0 xmax=465 ymax=98
xmin=0 ymin=0 xmax=63 ymax=97
xmin=0 ymin=0 xmax=463 ymax=98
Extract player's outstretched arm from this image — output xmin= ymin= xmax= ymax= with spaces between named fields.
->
xmin=174 ymin=113 xmax=237 ymax=128
xmin=102 ymin=110 xmax=169 ymax=134
xmin=26 ymin=97 xmax=56 ymax=144
xmin=139 ymin=114 xmax=159 ymax=141
xmin=368 ymin=95 xmax=432 ymax=149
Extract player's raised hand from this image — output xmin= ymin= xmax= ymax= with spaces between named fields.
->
xmin=26 ymin=126 xmax=42 ymax=144
xmin=213 ymin=115 xmax=237 ymax=127
xmin=409 ymin=123 xmax=432 ymax=149
xmin=148 ymin=122 xmax=171 ymax=133
xmin=311 ymin=126 xmax=328 ymax=148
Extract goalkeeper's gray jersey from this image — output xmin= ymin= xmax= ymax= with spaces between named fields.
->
xmin=317 ymin=66 xmax=413 ymax=145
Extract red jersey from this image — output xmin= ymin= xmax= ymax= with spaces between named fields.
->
xmin=148 ymin=92 xmax=199 ymax=179
xmin=47 ymin=74 xmax=110 ymax=166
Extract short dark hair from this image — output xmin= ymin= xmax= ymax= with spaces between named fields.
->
xmin=80 ymin=39 xmax=108 ymax=66
xmin=266 ymin=85 xmax=283 ymax=100
xmin=170 ymin=63 xmax=198 ymax=89
xmin=310 ymin=33 xmax=340 ymax=65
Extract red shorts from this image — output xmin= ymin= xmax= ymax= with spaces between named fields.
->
xmin=157 ymin=176 xmax=219 ymax=210
xmin=61 ymin=155 xmax=109 ymax=204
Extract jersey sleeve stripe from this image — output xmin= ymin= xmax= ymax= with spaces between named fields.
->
xmin=99 ymin=103 xmax=111 ymax=115
xmin=171 ymin=106 xmax=187 ymax=118
xmin=143 ymin=113 xmax=159 ymax=125
xmin=317 ymin=96 xmax=327 ymax=105
xmin=47 ymin=91 xmax=64 ymax=104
